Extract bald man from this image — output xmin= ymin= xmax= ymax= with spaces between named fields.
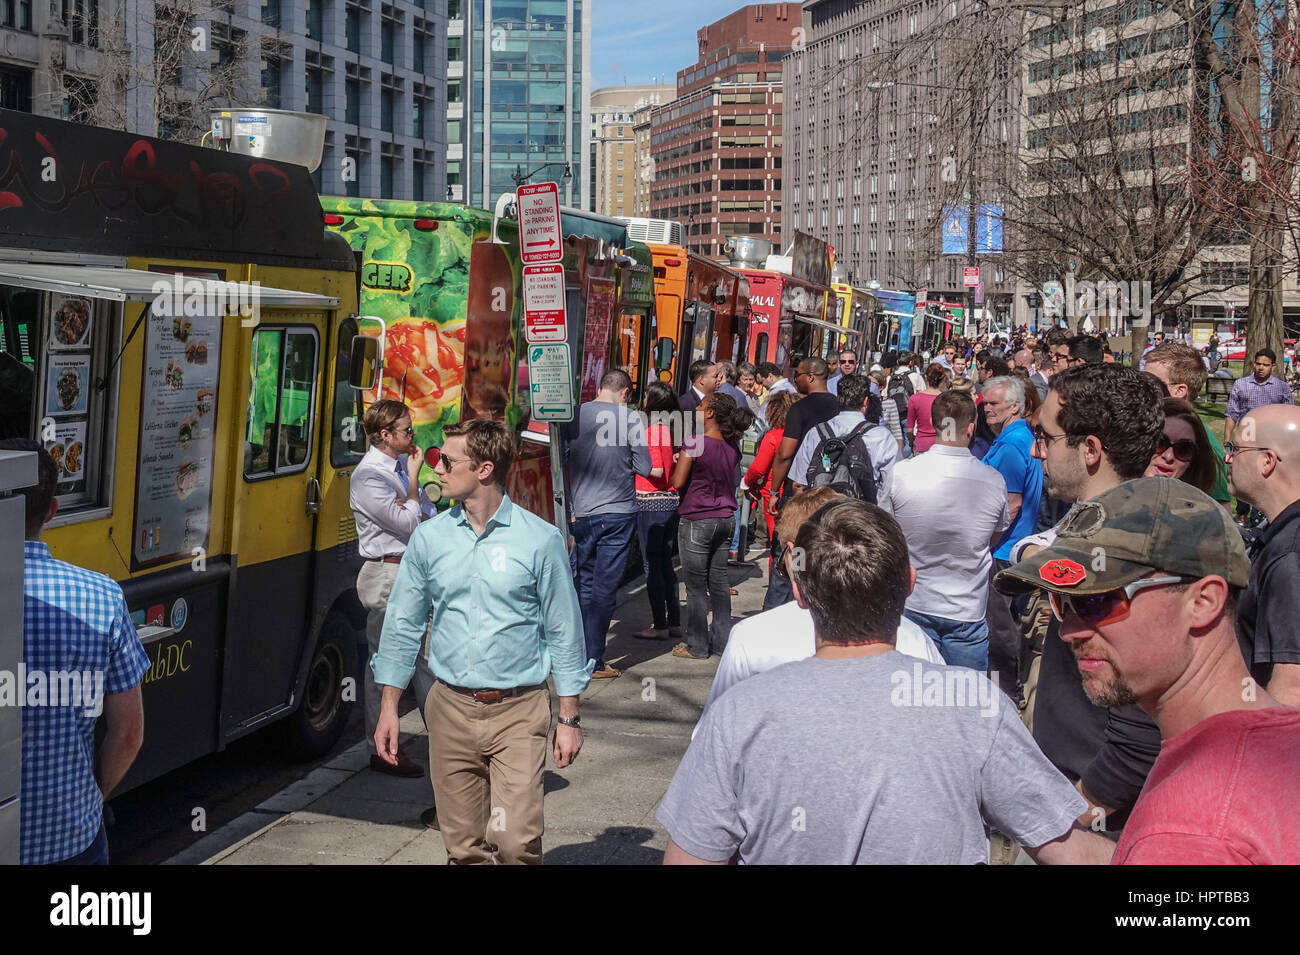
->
xmin=1228 ymin=404 xmax=1300 ymax=705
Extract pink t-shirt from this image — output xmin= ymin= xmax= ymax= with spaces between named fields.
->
xmin=907 ymin=392 xmax=939 ymax=454
xmin=1114 ymin=707 xmax=1300 ymax=865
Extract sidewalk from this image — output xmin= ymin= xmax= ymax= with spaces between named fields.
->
xmin=167 ymin=553 xmax=769 ymax=865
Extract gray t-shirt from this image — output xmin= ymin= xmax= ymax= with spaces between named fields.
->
xmin=563 ymin=401 xmax=652 ymax=518
xmin=656 ymin=651 xmax=1085 ymax=864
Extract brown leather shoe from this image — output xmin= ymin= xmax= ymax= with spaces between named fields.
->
xmin=370 ymin=753 xmax=424 ymax=778
xmin=591 ymin=665 xmax=622 ymax=679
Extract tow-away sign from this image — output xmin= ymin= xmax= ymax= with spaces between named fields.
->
xmin=523 ymin=264 xmax=566 ymax=343
xmin=517 ymin=182 xmax=562 ymax=264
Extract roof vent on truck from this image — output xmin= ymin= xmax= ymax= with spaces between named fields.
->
xmin=208 ymin=109 xmax=326 ymax=172
xmin=618 ymin=217 xmax=685 ymax=246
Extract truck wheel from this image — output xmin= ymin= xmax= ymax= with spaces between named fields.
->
xmin=282 ymin=613 xmax=355 ymax=760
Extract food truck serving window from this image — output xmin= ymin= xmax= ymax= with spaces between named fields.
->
xmin=0 ymin=287 xmax=118 ymax=520
xmin=245 ymin=327 xmax=320 ymax=479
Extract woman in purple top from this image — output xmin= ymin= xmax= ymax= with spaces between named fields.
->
xmin=670 ymin=392 xmax=755 ymax=659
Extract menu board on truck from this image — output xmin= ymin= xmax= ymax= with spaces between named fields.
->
xmin=579 ymin=276 xmax=615 ymax=404
xmin=132 ymin=285 xmax=223 ymax=570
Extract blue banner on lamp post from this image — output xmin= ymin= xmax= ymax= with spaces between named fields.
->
xmin=976 ymin=204 xmax=1003 ymax=254
xmin=942 ymin=206 xmax=968 ymax=254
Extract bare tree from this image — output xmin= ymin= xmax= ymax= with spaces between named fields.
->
xmin=56 ymin=0 xmax=260 ymax=140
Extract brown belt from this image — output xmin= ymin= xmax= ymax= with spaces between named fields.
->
xmin=368 ymin=555 xmax=403 ymax=564
xmin=438 ymin=679 xmax=546 ymax=704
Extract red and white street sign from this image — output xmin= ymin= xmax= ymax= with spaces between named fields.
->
xmin=915 ymin=287 xmax=928 ymax=303
xmin=523 ymin=264 xmax=567 ymax=343
xmin=517 ymin=181 xmax=562 ymax=264
xmin=963 ymin=267 xmax=980 ymax=288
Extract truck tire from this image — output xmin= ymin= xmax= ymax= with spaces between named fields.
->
xmin=282 ymin=613 xmax=355 ymax=760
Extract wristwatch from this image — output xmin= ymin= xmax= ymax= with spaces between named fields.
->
xmin=557 ymin=715 xmax=581 ymax=728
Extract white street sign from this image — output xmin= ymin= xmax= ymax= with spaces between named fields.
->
xmin=517 ymin=182 xmax=562 ymax=264
xmin=523 ymin=264 xmax=567 ymax=343
xmin=527 ymin=343 xmax=573 ymax=422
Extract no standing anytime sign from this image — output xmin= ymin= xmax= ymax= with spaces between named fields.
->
xmin=517 ymin=182 xmax=562 ymax=265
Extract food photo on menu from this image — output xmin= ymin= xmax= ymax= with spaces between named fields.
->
xmin=51 ymin=297 xmax=92 ymax=348
xmin=46 ymin=355 xmax=90 ymax=415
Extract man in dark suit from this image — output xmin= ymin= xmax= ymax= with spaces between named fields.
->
xmin=680 ymin=359 xmax=720 ymax=416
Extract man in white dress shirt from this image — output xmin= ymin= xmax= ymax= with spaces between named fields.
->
xmin=882 ymin=390 xmax=1010 ymax=672
xmin=350 ymin=398 xmax=434 ymax=778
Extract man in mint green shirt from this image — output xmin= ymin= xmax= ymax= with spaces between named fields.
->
xmin=373 ymin=419 xmax=592 ymax=863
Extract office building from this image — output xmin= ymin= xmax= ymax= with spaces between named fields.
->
xmin=446 ymin=0 xmax=591 ymax=209
xmin=649 ymin=3 xmax=796 ymax=259
xmin=0 ymin=0 xmax=449 ymax=202
xmin=590 ymin=83 xmax=673 ymax=217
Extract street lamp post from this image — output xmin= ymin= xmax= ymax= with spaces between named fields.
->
xmin=512 ymin=161 xmax=573 ymax=193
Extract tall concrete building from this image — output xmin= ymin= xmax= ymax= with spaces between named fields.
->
xmin=0 ymin=0 xmax=449 ymax=202
xmin=589 ymin=83 xmax=673 ymax=217
xmin=446 ymin=0 xmax=591 ymax=210
xmin=1016 ymin=2 xmax=1299 ymax=337
xmin=783 ymin=0 xmax=1017 ymax=323
xmin=630 ymin=98 xmax=657 ymax=216
xmin=650 ymin=3 xmax=796 ymax=259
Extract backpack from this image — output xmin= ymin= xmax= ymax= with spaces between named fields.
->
xmin=885 ymin=372 xmax=913 ymax=426
xmin=806 ymin=421 xmax=878 ymax=503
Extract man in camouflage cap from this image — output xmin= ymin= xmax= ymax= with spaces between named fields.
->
xmin=995 ymin=477 xmax=1300 ymax=864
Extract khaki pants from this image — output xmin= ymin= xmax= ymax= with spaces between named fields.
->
xmin=357 ymin=560 xmax=400 ymax=753
xmin=426 ymin=682 xmax=551 ymax=865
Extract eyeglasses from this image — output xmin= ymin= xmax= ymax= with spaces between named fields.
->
xmin=1155 ymin=434 xmax=1197 ymax=462
xmin=1224 ymin=442 xmax=1278 ymax=460
xmin=1049 ymin=575 xmax=1188 ymax=625
xmin=1032 ymin=424 xmax=1068 ymax=447
xmin=386 ymin=425 xmax=416 ymax=437
xmin=840 ymin=359 xmax=858 ymax=366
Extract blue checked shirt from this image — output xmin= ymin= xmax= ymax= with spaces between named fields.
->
xmin=1226 ymin=374 xmax=1294 ymax=422
xmin=19 ymin=542 xmax=149 ymax=865
xmin=371 ymin=494 xmax=593 ymax=697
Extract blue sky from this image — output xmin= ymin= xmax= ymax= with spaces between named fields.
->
xmin=591 ymin=1 xmax=755 ymax=89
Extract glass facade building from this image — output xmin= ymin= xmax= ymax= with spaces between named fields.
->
xmin=448 ymin=0 xmax=590 ymax=209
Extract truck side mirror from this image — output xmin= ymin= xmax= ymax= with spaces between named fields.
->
xmin=348 ymin=335 xmax=380 ymax=390
xmin=653 ymin=336 xmax=674 ymax=372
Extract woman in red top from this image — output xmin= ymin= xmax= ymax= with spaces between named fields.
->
xmin=906 ymin=363 xmax=951 ymax=454
xmin=634 ymin=381 xmax=682 ymax=640
xmin=743 ymin=390 xmax=799 ymax=552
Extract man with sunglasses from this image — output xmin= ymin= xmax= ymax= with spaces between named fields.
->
xmin=1137 ymin=330 xmax=1165 ymax=369
xmin=996 ymin=478 xmax=1300 ymax=863
xmin=1014 ymin=363 xmax=1167 ymax=836
xmin=350 ymin=398 xmax=436 ymax=778
xmin=826 ymin=349 xmax=856 ymax=396
xmin=1227 ymin=403 xmax=1300 ymax=707
xmin=373 ymin=419 xmax=590 ymax=863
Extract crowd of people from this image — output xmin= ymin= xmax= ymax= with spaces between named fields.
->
xmin=9 ymin=322 xmax=1300 ymax=867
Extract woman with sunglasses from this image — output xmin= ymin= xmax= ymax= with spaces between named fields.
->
xmin=1145 ymin=398 xmax=1221 ymax=497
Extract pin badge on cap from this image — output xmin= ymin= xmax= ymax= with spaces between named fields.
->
xmin=1040 ymin=558 xmax=1087 ymax=586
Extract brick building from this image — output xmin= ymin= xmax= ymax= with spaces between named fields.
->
xmin=649 ymin=3 xmax=798 ymax=259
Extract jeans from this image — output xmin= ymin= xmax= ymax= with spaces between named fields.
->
xmin=904 ymin=609 xmax=990 ymax=672
xmin=571 ymin=513 xmax=637 ymax=669
xmin=636 ymin=508 xmax=681 ymax=630
xmin=729 ymin=490 xmax=743 ymax=554
xmin=677 ymin=516 xmax=734 ymax=657
xmin=763 ymin=558 xmax=794 ymax=611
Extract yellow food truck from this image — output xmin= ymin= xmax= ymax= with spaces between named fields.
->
xmin=0 ymin=109 xmax=370 ymax=788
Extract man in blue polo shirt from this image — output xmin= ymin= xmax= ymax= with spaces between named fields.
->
xmin=2 ymin=439 xmax=149 ymax=865
xmin=979 ymin=377 xmax=1043 ymax=704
